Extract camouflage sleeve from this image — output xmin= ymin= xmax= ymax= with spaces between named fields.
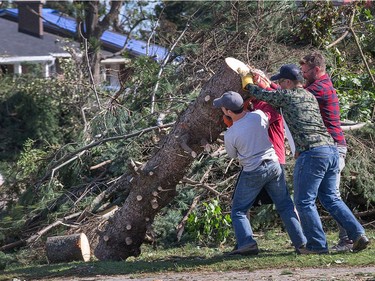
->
xmin=245 ymin=84 xmax=288 ymax=109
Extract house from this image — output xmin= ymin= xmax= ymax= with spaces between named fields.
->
xmin=0 ymin=1 xmax=168 ymax=89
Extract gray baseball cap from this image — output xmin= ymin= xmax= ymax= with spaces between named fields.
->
xmin=213 ymin=91 xmax=244 ymax=111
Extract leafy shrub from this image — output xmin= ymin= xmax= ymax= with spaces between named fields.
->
xmin=186 ymin=199 xmax=233 ymax=245
xmin=333 ymin=70 xmax=375 ymax=122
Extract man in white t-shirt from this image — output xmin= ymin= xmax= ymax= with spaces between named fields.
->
xmin=213 ymin=91 xmax=306 ymax=255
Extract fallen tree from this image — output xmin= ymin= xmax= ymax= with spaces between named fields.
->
xmin=94 ymin=61 xmax=241 ymax=261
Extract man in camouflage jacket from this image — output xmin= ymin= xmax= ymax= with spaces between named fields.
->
xmin=242 ymin=64 xmax=369 ymax=254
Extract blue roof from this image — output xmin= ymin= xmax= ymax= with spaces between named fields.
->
xmin=0 ymin=8 xmax=169 ymax=62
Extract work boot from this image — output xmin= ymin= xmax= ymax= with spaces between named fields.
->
xmin=296 ymin=245 xmax=329 ymax=255
xmin=352 ymin=235 xmax=370 ymax=252
xmin=330 ymin=239 xmax=353 ymax=253
xmin=225 ymin=243 xmax=259 ymax=256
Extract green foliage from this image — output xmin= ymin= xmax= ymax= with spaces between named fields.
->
xmin=0 ymin=251 xmax=15 ymax=271
xmin=332 ymin=70 xmax=375 ymax=121
xmin=0 ymin=59 xmax=87 ymax=162
xmin=152 ymin=186 xmax=197 ymax=245
xmin=250 ymin=205 xmax=280 ymax=231
xmin=0 ymin=82 xmax=61 ymax=160
xmin=186 ymin=199 xmax=233 ymax=245
xmin=0 ymin=59 xmax=95 ymax=243
xmin=341 ymin=124 xmax=375 ymax=208
xmin=16 ymin=139 xmax=48 ymax=182
xmin=361 ymin=7 xmax=375 ymax=56
xmin=153 ymin=209 xmax=183 ymax=244
xmin=293 ymin=1 xmax=341 ymax=47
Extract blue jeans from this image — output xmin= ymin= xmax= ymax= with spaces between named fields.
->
xmin=231 ymin=160 xmax=306 ymax=249
xmin=294 ymin=145 xmax=365 ymax=251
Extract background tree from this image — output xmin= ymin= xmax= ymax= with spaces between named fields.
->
xmin=74 ymin=1 xmax=124 ymax=84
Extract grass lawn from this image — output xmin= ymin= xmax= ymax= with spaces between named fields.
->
xmin=1 ymin=229 xmax=374 ymax=280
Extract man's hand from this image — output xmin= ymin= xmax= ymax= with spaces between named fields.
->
xmin=251 ymin=68 xmax=271 ymax=89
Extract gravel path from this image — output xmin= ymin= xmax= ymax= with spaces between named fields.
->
xmin=39 ymin=266 xmax=375 ymax=281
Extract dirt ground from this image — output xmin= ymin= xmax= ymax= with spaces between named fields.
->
xmin=39 ymin=266 xmax=375 ymax=281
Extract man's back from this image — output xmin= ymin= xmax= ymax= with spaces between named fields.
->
xmin=224 ymin=110 xmax=277 ymax=172
xmin=251 ymin=99 xmax=285 ymax=164
xmin=305 ymin=74 xmax=346 ymax=146
xmin=247 ymin=87 xmax=333 ymax=154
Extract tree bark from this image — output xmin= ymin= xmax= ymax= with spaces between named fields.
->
xmin=46 ymin=233 xmax=91 ymax=263
xmin=94 ymin=61 xmax=242 ymax=261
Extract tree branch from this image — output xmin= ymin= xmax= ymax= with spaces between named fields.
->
xmin=176 ymin=195 xmax=201 ymax=241
xmin=0 ymin=212 xmax=82 ymax=251
xmin=38 ymin=122 xmax=175 ymax=187
xmin=78 ymin=22 xmax=101 ymax=109
xmin=150 ymin=23 xmax=190 ymax=114
xmin=182 ymin=177 xmax=230 ymax=200
xmin=325 ymin=29 xmax=349 ymax=49
xmin=321 ymin=209 xmax=375 ymax=220
xmin=341 ymin=122 xmax=367 ymax=131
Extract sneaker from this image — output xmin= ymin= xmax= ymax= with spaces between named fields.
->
xmin=296 ymin=246 xmax=329 ymax=255
xmin=331 ymin=239 xmax=353 ymax=253
xmin=352 ymin=235 xmax=370 ymax=252
xmin=225 ymin=243 xmax=259 ymax=256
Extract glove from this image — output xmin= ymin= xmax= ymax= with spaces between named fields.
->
xmin=237 ymin=68 xmax=254 ymax=90
xmin=223 ymin=115 xmax=233 ymax=127
xmin=241 ymin=75 xmax=254 ymax=90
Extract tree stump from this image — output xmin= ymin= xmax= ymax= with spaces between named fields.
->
xmin=46 ymin=233 xmax=91 ymax=263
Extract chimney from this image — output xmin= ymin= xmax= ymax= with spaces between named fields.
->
xmin=16 ymin=1 xmax=44 ymax=38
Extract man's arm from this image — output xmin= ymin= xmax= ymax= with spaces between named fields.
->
xmin=245 ymin=84 xmax=287 ymax=109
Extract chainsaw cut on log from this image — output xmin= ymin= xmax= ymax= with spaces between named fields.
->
xmin=46 ymin=233 xmax=91 ymax=263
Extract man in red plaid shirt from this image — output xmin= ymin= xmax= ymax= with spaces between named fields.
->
xmin=300 ymin=52 xmax=352 ymax=252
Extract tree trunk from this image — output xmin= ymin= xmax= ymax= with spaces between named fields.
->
xmin=94 ymin=61 xmax=242 ymax=261
xmin=81 ymin=1 xmax=124 ymax=84
xmin=46 ymin=233 xmax=91 ymax=263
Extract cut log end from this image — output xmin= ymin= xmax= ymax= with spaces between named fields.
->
xmin=125 ymin=237 xmax=133 ymax=245
xmin=46 ymin=233 xmax=91 ymax=263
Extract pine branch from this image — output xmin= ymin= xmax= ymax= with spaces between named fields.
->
xmin=0 ymin=212 xmax=82 ymax=251
xmin=150 ymin=23 xmax=190 ymax=114
xmin=37 ymin=122 xmax=175 ymax=188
